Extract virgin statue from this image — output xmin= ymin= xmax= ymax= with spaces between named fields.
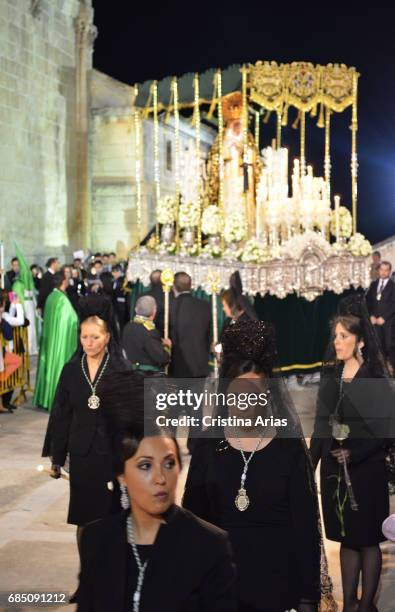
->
xmin=205 ymin=92 xmax=262 ymax=239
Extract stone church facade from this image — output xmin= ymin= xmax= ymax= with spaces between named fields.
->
xmin=0 ymin=0 xmax=95 ymax=261
xmin=0 ymin=0 xmax=214 ymax=263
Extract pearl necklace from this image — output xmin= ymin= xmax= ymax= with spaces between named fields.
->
xmin=81 ymin=352 xmax=110 ymax=410
xmin=127 ymin=515 xmax=148 ymax=612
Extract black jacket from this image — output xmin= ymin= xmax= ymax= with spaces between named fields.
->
xmin=77 ymin=505 xmax=237 ymax=612
xmin=366 ymin=278 xmax=395 ymax=321
xmin=38 ymin=270 xmax=55 ymax=311
xmin=310 ymin=363 xmax=394 ymax=470
xmin=42 ymin=354 xmax=130 ymax=465
xmin=122 ymin=321 xmax=169 ymax=369
xmin=170 ymin=293 xmax=212 ymax=377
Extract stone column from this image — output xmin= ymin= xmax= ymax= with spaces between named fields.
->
xmin=75 ymin=1 xmax=97 ymax=249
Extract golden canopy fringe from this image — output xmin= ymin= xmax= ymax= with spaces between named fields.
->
xmin=137 ymin=62 xmax=358 ymax=121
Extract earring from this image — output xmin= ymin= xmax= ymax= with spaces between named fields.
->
xmin=120 ymin=483 xmax=130 ymax=509
xmin=357 ymin=346 xmax=363 ymax=359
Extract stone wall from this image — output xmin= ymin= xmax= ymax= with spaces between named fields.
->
xmin=0 ymin=0 xmax=93 ymax=264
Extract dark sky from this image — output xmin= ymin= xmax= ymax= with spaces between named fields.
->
xmin=92 ymin=6 xmax=395 ymax=244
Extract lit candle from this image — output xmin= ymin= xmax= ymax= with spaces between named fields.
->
xmin=0 ymin=241 xmax=4 ymax=289
xmin=334 ymin=195 xmax=340 ymax=242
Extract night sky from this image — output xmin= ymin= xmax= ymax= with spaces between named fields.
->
xmin=92 ymin=6 xmax=395 ymax=245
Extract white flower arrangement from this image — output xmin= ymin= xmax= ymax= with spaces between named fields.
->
xmin=239 ymin=239 xmax=271 ymax=264
xmin=185 ymin=243 xmax=199 ymax=257
xmin=179 ymin=200 xmax=201 ymax=229
xmin=156 ymin=241 xmax=176 ymax=255
xmin=201 ymin=205 xmax=223 ymax=235
xmin=223 ymin=247 xmax=243 ymax=261
xmin=347 ymin=233 xmax=373 ymax=257
xmin=157 ymin=195 xmax=178 ymax=225
xmin=280 ymin=230 xmax=333 ymax=260
xmin=224 ymin=211 xmax=247 ymax=244
xmin=201 ymin=243 xmax=222 ymax=258
xmin=330 ymin=206 xmax=352 ymax=238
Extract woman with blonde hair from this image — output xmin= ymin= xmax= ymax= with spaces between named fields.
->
xmin=42 ymin=295 xmax=130 ymax=602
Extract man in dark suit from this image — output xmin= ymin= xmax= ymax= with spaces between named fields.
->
xmin=142 ymin=269 xmax=165 ymax=335
xmin=170 ymin=272 xmax=212 ymax=378
xmin=170 ymin=272 xmax=212 ymax=452
xmin=122 ymin=295 xmax=170 ymax=373
xmin=37 ymin=257 xmax=60 ymax=313
xmin=366 ymin=261 xmax=395 ymax=367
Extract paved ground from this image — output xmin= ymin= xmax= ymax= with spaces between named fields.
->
xmin=0 ymin=379 xmax=394 ymax=611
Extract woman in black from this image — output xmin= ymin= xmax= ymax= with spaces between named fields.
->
xmin=77 ymin=371 xmax=237 ymax=612
xmin=42 ymin=295 xmax=130 ymax=599
xmin=183 ymin=319 xmax=322 ymax=612
xmin=310 ymin=295 xmax=393 ymax=612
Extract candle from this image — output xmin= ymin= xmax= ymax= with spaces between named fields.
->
xmin=292 ymin=163 xmax=298 ymax=199
xmin=0 ymin=241 xmax=4 ymax=289
xmin=334 ymin=195 xmax=340 ymax=242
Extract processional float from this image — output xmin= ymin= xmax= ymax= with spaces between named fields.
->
xmin=127 ymin=61 xmax=371 ymax=303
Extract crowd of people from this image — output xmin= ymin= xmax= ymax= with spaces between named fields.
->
xmin=1 ymin=248 xmax=395 ymax=611
xmin=0 ymin=252 xmax=132 ymax=413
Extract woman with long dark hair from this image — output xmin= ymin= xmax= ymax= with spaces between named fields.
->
xmin=76 ymin=371 xmax=237 ymax=612
xmin=42 ymin=294 xmax=130 ymax=601
xmin=310 ymin=294 xmax=394 ymax=612
xmin=183 ymin=319 xmax=326 ymax=612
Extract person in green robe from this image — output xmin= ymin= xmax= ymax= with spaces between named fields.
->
xmin=12 ymin=244 xmax=39 ymax=355
xmin=34 ymin=271 xmax=78 ymax=410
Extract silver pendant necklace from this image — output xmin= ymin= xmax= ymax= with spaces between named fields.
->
xmin=127 ymin=515 xmax=148 ymax=612
xmin=235 ymin=434 xmax=265 ymax=511
xmin=81 ymin=351 xmax=110 ymax=410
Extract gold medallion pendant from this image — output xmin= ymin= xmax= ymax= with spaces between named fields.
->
xmin=235 ymin=487 xmax=250 ymax=511
xmin=88 ymin=394 xmax=100 ymax=410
